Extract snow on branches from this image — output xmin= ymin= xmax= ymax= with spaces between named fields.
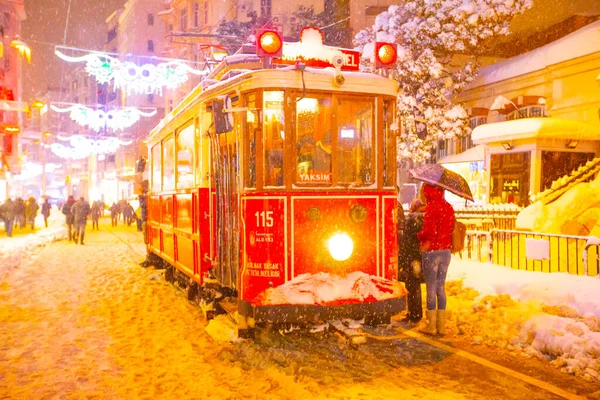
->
xmin=355 ymin=0 xmax=532 ymax=165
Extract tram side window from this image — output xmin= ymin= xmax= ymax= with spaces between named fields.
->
xmin=263 ymin=91 xmax=284 ymax=187
xmin=151 ymin=144 xmax=161 ymax=192
xmin=163 ymin=136 xmax=176 ymax=191
xmin=244 ymin=92 xmax=257 ymax=188
xmin=383 ymin=98 xmax=397 ymax=187
xmin=337 ymin=98 xmax=374 ymax=185
xmin=295 ymin=95 xmax=332 ymax=185
xmin=176 ymin=123 xmax=195 ymax=189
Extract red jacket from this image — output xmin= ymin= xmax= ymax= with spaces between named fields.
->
xmin=417 ymin=185 xmax=455 ymax=251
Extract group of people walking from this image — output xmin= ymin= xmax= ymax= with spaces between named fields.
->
xmin=109 ymin=201 xmax=142 ymax=231
xmin=1 ymin=197 xmax=51 ymax=237
xmin=398 ymin=184 xmax=457 ymax=336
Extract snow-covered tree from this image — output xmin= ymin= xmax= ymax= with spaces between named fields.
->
xmin=354 ymin=0 xmax=533 ymax=165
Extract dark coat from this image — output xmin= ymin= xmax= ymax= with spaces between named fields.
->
xmin=26 ymin=199 xmax=39 ymax=220
xmin=398 ymin=212 xmax=425 ymax=283
xmin=418 ymin=185 xmax=455 ymax=252
xmin=71 ymin=201 xmax=91 ymax=224
xmin=62 ymin=198 xmax=76 ymax=224
xmin=41 ymin=201 xmax=51 ymax=217
xmin=1 ymin=199 xmax=15 ymax=220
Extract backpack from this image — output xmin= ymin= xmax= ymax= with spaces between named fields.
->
xmin=451 ymin=220 xmax=467 ymax=254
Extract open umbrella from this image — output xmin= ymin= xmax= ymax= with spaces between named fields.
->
xmin=409 ymin=164 xmax=474 ymax=202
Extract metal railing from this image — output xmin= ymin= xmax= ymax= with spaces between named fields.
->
xmin=489 ymin=230 xmax=599 ymax=277
xmin=455 ymin=210 xmax=520 ymax=231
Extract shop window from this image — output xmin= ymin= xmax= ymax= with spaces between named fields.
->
xmin=264 ymin=91 xmax=285 ymax=187
xmin=162 ymin=136 xmax=176 ymax=190
xmin=489 ymin=152 xmax=531 ymax=206
xmin=176 ymin=123 xmax=195 ymax=189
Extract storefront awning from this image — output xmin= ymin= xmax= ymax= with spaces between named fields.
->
xmin=438 ymin=144 xmax=484 ymax=164
xmin=472 ymin=118 xmax=600 ymax=144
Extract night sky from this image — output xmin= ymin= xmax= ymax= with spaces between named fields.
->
xmin=20 ymin=0 xmax=600 ymax=102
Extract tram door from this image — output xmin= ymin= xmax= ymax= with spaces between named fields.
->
xmin=210 ymin=95 xmax=242 ymax=290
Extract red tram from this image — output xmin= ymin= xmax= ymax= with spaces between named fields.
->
xmin=145 ymin=28 xmax=404 ymax=336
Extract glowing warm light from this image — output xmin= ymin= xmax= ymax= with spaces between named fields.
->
xmin=50 ymin=104 xmax=157 ymax=132
xmin=327 ymin=233 xmax=354 ymax=261
xmin=54 ymin=47 xmax=209 ymax=95
xmin=297 ymin=98 xmax=318 ymax=114
xmin=31 ymin=100 xmax=45 ymax=109
xmin=259 ymin=31 xmax=282 ymax=55
xmin=10 ymin=36 xmax=31 ymax=63
xmin=377 ymin=44 xmax=396 ymax=65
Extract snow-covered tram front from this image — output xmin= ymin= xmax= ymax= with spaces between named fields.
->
xmin=145 ymin=27 xmax=407 ymax=336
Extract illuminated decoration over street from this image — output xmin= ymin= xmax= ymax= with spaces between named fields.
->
xmin=50 ymin=103 xmax=157 ymax=132
xmin=55 ymin=46 xmax=210 ymax=95
xmin=275 ymin=27 xmax=360 ymax=71
xmin=15 ymin=162 xmax=61 ymax=180
xmin=50 ymin=135 xmax=133 ymax=160
xmin=10 ymin=36 xmax=31 ymax=63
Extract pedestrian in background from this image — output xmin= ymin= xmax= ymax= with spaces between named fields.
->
xmin=91 ymin=201 xmax=102 ymax=230
xmin=71 ymin=197 xmax=91 ymax=245
xmin=417 ymin=184 xmax=455 ymax=336
xmin=41 ymin=198 xmax=51 ymax=228
xmin=123 ymin=202 xmax=134 ymax=226
xmin=109 ymin=202 xmax=119 ymax=227
xmin=61 ymin=195 xmax=76 ymax=241
xmin=15 ymin=197 xmax=26 ymax=229
xmin=25 ymin=197 xmax=39 ymax=230
xmin=399 ymin=194 xmax=427 ymax=325
xmin=1 ymin=198 xmax=15 ymax=237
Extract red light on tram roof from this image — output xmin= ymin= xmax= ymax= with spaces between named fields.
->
xmin=256 ymin=29 xmax=283 ymax=58
xmin=375 ymin=42 xmax=397 ymax=69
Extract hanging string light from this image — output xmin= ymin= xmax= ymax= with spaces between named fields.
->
xmin=51 ymin=135 xmax=133 ymax=159
xmin=50 ymin=103 xmax=157 ymax=132
xmin=55 ymin=46 xmax=211 ymax=95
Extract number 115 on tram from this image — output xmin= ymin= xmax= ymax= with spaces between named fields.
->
xmin=145 ymin=28 xmax=405 ymax=336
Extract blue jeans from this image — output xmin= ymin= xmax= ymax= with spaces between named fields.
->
xmin=422 ymin=250 xmax=451 ymax=310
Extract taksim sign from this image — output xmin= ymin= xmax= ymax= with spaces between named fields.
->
xmin=274 ymin=27 xmax=360 ymax=71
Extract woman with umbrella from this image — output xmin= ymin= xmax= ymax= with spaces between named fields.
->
xmin=409 ymin=164 xmax=472 ymax=336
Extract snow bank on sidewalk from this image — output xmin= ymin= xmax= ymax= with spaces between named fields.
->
xmin=0 ymin=223 xmax=67 ymax=274
xmin=447 ymin=257 xmax=600 ymax=382
xmin=448 ymin=257 xmax=600 ymax=317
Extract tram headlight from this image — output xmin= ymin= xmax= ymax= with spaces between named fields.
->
xmin=327 ymin=233 xmax=353 ymax=261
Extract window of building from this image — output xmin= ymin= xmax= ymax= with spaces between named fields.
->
xmin=204 ymin=1 xmax=208 ymax=24
xmin=180 ymin=7 xmax=188 ymax=31
xmin=107 ymin=27 xmax=117 ymax=43
xmin=193 ymin=3 xmax=200 ymax=27
xmin=469 ymin=116 xmax=487 ymax=130
xmin=147 ymin=93 xmax=154 ymax=104
xmin=489 ymin=152 xmax=531 ymax=206
xmin=84 ymin=76 xmax=88 ymax=87
xmin=148 ymin=13 xmax=154 ymax=26
xmin=438 ymin=140 xmax=447 ymax=158
xmin=168 ymin=99 xmax=174 ymax=113
xmin=506 ymin=106 xmax=546 ymax=121
xmin=176 ymin=123 xmax=195 ymax=189
xmin=261 ymin=0 xmax=272 ymax=16
xmin=147 ymin=40 xmax=154 ymax=52
xmin=72 ymin=80 xmax=78 ymax=90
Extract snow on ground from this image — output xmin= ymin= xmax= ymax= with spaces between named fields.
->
xmin=446 ymin=257 xmax=600 ymax=383
xmin=0 ymin=207 xmax=67 ymax=275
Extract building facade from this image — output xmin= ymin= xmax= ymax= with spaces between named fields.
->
xmin=439 ymin=18 xmax=600 ymax=206
xmin=0 ymin=0 xmax=26 ymax=200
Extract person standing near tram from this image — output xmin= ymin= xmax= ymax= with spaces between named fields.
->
xmin=61 ymin=195 xmax=76 ymax=241
xmin=71 ymin=197 xmax=91 ymax=245
xmin=417 ymin=184 xmax=455 ymax=336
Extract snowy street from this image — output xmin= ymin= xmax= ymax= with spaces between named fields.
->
xmin=0 ymin=217 xmax=599 ymax=399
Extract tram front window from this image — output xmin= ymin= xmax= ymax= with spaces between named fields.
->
xmin=294 ymin=94 xmax=374 ymax=187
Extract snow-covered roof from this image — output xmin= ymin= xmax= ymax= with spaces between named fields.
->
xmin=438 ymin=144 xmax=485 ymax=164
xmin=157 ymin=8 xmax=174 ymax=16
xmin=472 ymin=118 xmax=600 ymax=144
xmin=469 ymin=20 xmax=600 ymax=88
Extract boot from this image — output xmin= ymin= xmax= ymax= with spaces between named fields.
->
xmin=420 ymin=310 xmax=437 ymax=336
xmin=436 ymin=310 xmax=447 ymax=336
xmin=79 ymin=232 xmax=85 ymax=245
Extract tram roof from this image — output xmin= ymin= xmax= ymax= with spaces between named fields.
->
xmin=147 ymin=61 xmax=399 ymax=144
